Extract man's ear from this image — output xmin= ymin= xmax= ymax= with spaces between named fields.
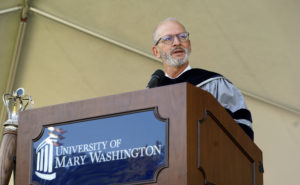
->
xmin=152 ymin=46 xmax=161 ymax=58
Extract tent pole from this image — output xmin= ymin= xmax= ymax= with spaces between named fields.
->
xmin=29 ymin=7 xmax=160 ymax=62
xmin=0 ymin=4 xmax=28 ymax=126
xmin=0 ymin=7 xmax=22 ymax=16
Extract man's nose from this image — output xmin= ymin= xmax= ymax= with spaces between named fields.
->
xmin=172 ymin=36 xmax=181 ymax=45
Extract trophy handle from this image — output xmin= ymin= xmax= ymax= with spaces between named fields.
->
xmin=2 ymin=94 xmax=14 ymax=120
xmin=20 ymin=95 xmax=34 ymax=111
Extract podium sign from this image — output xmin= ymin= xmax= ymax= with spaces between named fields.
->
xmin=31 ymin=109 xmax=168 ymax=185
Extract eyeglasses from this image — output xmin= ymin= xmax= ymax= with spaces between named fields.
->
xmin=155 ymin=32 xmax=189 ymax=46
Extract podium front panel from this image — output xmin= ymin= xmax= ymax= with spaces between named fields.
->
xmin=16 ymin=83 xmax=262 ymax=185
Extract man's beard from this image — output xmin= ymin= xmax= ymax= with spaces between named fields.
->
xmin=159 ymin=47 xmax=191 ymax=67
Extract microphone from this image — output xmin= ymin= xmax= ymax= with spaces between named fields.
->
xmin=146 ymin=69 xmax=165 ymax=88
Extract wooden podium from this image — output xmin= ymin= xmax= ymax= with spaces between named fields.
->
xmin=15 ymin=83 xmax=263 ymax=185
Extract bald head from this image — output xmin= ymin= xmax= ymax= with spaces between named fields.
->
xmin=152 ymin=18 xmax=187 ymax=45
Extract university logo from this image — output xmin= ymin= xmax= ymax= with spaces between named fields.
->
xmin=34 ymin=135 xmax=57 ymax=180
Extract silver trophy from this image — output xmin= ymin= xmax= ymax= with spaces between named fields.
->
xmin=2 ymin=88 xmax=34 ymax=130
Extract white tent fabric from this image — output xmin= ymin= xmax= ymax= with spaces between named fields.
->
xmin=1 ymin=0 xmax=300 ymax=185
xmin=1 ymin=0 xmax=299 ymax=113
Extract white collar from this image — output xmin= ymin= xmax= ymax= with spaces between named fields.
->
xmin=165 ymin=65 xmax=192 ymax=79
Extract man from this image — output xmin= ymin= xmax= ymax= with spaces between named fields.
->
xmin=151 ymin=18 xmax=254 ymax=140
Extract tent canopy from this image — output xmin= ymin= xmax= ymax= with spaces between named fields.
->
xmin=1 ymin=0 xmax=299 ymax=114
